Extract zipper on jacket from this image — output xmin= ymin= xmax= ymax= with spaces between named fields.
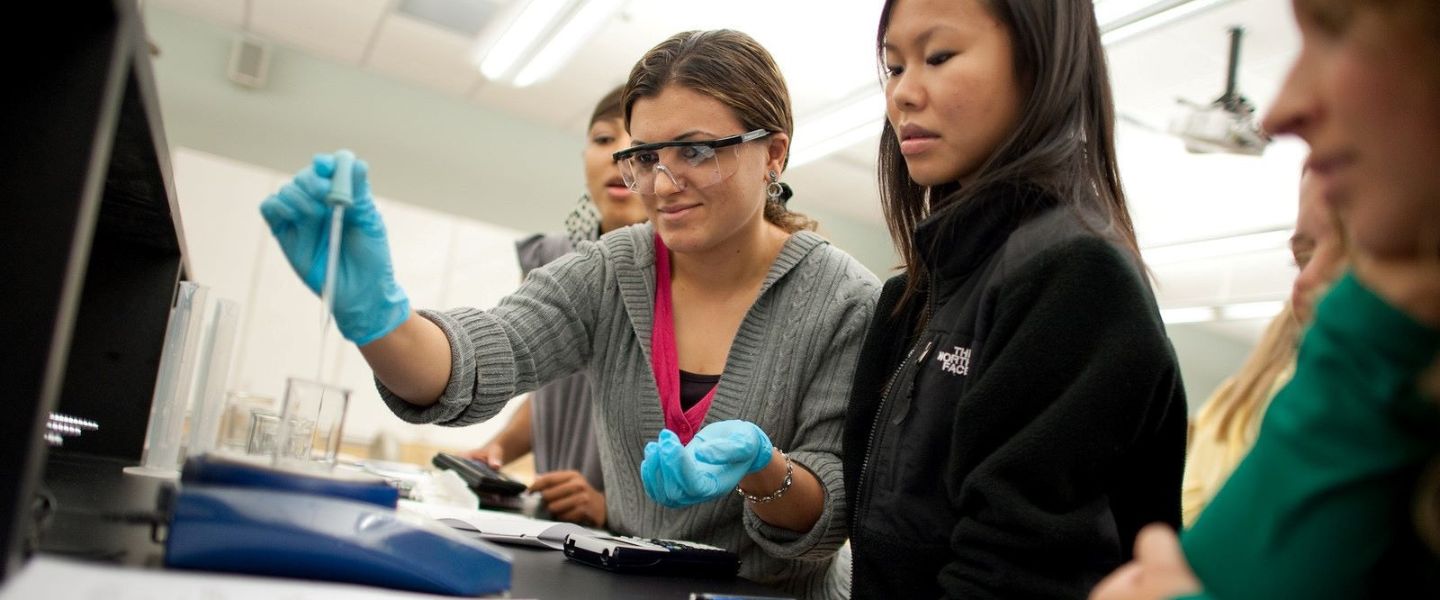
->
xmin=852 ymin=280 xmax=937 ymax=565
xmin=915 ymin=339 xmax=935 ymax=366
xmin=888 ymin=338 xmax=934 ymax=426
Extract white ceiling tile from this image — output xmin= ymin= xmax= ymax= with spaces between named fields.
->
xmin=1151 ymin=247 xmax=1295 ymax=309
xmin=1224 ymin=249 xmax=1299 ymax=302
xmin=156 ymin=0 xmax=1312 ymax=303
xmin=1108 ymin=0 xmax=1300 ymax=131
xmin=467 ymin=1 xmax=891 ymax=136
xmin=1120 ymin=122 xmax=1308 ymax=248
xmin=250 ymin=0 xmax=391 ymax=65
xmin=146 ymin=0 xmax=246 ymax=28
xmin=469 ymin=81 xmax=595 ymax=135
xmin=1153 ymin=260 xmax=1237 ymax=307
xmin=468 ymin=10 xmax=662 ymax=135
xmin=366 ymin=14 xmax=484 ymax=96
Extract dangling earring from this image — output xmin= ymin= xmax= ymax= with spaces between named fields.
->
xmin=766 ymin=170 xmax=783 ymax=204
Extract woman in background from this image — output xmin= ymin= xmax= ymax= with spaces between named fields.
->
xmin=1181 ymin=169 xmax=1347 ymax=526
xmin=1092 ymin=0 xmax=1440 ymax=597
xmin=844 ymin=1 xmax=1186 ymax=597
xmin=464 ymin=84 xmax=647 ymax=528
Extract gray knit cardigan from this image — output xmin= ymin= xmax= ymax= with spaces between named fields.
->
xmin=379 ymin=223 xmax=878 ymax=597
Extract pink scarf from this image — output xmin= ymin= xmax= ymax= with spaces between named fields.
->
xmin=651 ymin=233 xmax=717 ymax=444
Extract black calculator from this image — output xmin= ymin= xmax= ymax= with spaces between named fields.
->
xmin=431 ymin=452 xmax=528 ymax=496
xmin=563 ymin=533 xmax=740 ymax=577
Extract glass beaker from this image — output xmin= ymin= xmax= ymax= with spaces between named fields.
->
xmin=222 ymin=392 xmax=276 ymax=455
xmin=246 ymin=410 xmax=281 ymax=456
xmin=274 ymin=377 xmax=350 ymax=469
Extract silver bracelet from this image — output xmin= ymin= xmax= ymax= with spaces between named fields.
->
xmin=735 ymin=449 xmax=792 ymax=504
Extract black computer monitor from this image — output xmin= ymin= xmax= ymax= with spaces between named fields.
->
xmin=0 ymin=0 xmax=186 ymax=583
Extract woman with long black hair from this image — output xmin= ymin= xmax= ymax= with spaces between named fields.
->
xmin=844 ymin=1 xmax=1186 ymax=597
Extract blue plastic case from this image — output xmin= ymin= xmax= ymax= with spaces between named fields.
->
xmin=165 ymin=485 xmax=512 ymax=596
xmin=180 ymin=454 xmax=399 ymax=508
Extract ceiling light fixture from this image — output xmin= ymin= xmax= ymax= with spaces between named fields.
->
xmin=787 ymin=0 xmax=1240 ymax=167
xmin=1159 ymin=306 xmax=1217 ymax=324
xmin=1141 ymin=228 xmax=1292 ymax=266
xmin=788 ymin=90 xmax=886 ymax=169
xmin=1160 ymin=299 xmax=1284 ymax=324
xmin=1219 ymin=300 xmax=1285 ymax=321
xmin=471 ymin=0 xmax=621 ymax=87
xmin=1098 ymin=0 xmax=1237 ymax=45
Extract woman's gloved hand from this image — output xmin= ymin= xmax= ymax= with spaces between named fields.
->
xmin=259 ymin=151 xmax=410 ymax=345
xmin=640 ymin=421 xmax=773 ymax=508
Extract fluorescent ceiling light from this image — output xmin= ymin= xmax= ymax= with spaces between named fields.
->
xmin=1099 ymin=0 xmax=1237 ymax=45
xmin=789 ymin=91 xmax=885 ymax=168
xmin=1161 ymin=299 xmax=1284 ymax=324
xmin=787 ymin=0 xmax=1239 ymax=165
xmin=1096 ymin=0 xmax=1187 ymax=27
xmin=1160 ymin=306 xmax=1216 ymax=324
xmin=1219 ymin=300 xmax=1285 ymax=321
xmin=513 ymin=0 xmax=621 ymax=87
xmin=472 ymin=0 xmax=618 ymax=87
xmin=475 ymin=0 xmax=561 ymax=80
xmin=1141 ymin=229 xmax=1291 ymax=265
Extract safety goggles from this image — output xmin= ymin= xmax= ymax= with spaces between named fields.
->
xmin=612 ymin=129 xmax=772 ymax=195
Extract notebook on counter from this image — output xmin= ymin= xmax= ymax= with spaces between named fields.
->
xmin=401 ymin=501 xmax=596 ymax=551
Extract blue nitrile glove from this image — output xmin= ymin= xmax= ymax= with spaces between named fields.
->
xmin=259 ymin=151 xmax=411 ymax=345
xmin=640 ymin=421 xmax=773 ymax=508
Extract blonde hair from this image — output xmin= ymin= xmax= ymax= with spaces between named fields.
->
xmin=1209 ymin=304 xmax=1302 ymax=439
xmin=1182 ymin=303 xmax=1302 ymax=525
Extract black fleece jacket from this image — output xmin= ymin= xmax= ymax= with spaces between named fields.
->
xmin=844 ymin=185 xmax=1187 ymax=600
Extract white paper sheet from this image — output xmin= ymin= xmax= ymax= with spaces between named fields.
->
xmin=400 ymin=501 xmax=599 ymax=550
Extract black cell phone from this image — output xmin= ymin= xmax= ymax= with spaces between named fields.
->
xmin=431 ymin=452 xmax=528 ymax=497
xmin=563 ymin=533 xmax=740 ymax=578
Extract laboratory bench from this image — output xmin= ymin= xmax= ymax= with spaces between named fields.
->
xmin=26 ymin=452 xmax=789 ymax=599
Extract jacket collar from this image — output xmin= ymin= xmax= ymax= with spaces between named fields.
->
xmin=913 ymin=181 xmax=1061 ymax=282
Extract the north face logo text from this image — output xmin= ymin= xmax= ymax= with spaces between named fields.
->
xmin=936 ymin=346 xmax=971 ymax=376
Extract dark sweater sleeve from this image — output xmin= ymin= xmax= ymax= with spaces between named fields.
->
xmin=1178 ymin=273 xmax=1440 ymax=600
xmin=938 ymin=239 xmax=1186 ymax=598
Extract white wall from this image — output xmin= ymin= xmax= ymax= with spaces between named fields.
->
xmin=144 ymin=6 xmax=903 ymax=277
xmin=172 ymin=147 xmax=526 ymax=450
xmin=149 ymin=3 xmax=1286 ymax=432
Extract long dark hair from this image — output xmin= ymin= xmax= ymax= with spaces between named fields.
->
xmin=877 ymin=0 xmax=1140 ymax=311
xmin=623 ymin=29 xmax=817 ymax=233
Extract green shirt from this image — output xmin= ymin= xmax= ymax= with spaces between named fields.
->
xmin=1179 ymin=273 xmax=1440 ymax=599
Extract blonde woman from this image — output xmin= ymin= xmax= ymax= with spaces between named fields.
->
xmin=1092 ymin=0 xmax=1440 ymax=597
xmin=1181 ymin=169 xmax=1346 ymax=526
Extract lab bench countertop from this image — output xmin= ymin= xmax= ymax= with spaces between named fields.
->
xmin=31 ymin=452 xmax=789 ymax=599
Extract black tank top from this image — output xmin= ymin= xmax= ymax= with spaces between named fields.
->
xmin=678 ymin=370 xmax=721 ymax=411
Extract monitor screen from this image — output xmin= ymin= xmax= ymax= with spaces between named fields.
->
xmin=0 ymin=0 xmax=185 ymax=583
